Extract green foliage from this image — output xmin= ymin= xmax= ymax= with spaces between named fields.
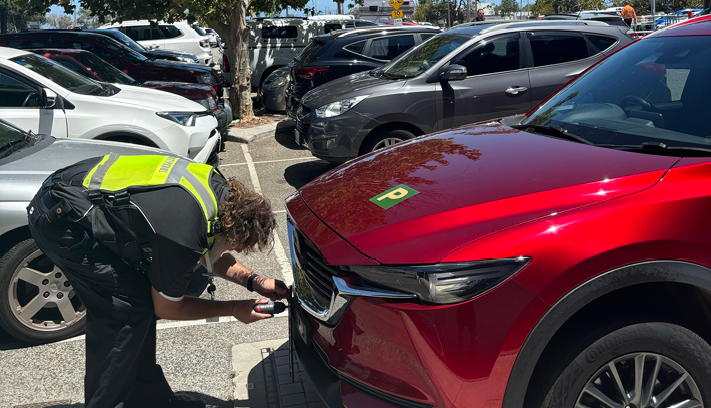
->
xmin=414 ymin=0 xmax=450 ymax=24
xmin=4 ymin=0 xmax=47 ymax=32
xmin=499 ymin=0 xmax=520 ymax=16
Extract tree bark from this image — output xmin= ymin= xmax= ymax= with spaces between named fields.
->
xmin=208 ymin=2 xmax=254 ymax=122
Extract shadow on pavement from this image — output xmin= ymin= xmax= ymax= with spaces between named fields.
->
xmin=13 ymin=392 xmax=234 ymax=408
xmin=283 ymin=160 xmax=337 ymax=190
xmin=274 ymin=122 xmax=302 ymax=151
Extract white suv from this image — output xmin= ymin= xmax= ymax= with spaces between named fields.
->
xmin=99 ymin=20 xmax=213 ymax=66
xmin=0 ymin=47 xmax=220 ymax=164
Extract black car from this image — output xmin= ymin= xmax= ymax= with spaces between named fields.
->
xmin=84 ymin=28 xmax=201 ymax=64
xmin=286 ymin=26 xmax=442 ymax=119
xmin=0 ymin=31 xmax=226 ymax=96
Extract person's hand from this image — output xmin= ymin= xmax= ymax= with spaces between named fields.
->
xmin=232 ymin=299 xmax=272 ymax=324
xmin=253 ymin=277 xmax=289 ymax=301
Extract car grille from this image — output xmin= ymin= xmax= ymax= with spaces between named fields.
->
xmin=292 ymin=228 xmax=338 ymax=310
xmin=296 ymin=119 xmax=311 ymax=140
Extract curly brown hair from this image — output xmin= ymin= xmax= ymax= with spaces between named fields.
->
xmin=220 ymin=179 xmax=276 ymax=254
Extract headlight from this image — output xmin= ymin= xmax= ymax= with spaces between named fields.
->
xmin=348 ymin=257 xmax=531 ymax=304
xmin=315 ymin=95 xmax=369 ymax=118
xmin=196 ymin=98 xmax=217 ymax=111
xmin=197 ymin=73 xmax=213 ymax=84
xmin=156 ymin=111 xmax=208 ymax=127
xmin=269 ymin=75 xmax=289 ymax=90
xmin=178 ymin=55 xmax=194 ymax=63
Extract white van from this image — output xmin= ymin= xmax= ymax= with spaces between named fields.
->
xmin=99 ymin=20 xmax=213 ymax=66
xmin=246 ymin=17 xmax=353 ymax=89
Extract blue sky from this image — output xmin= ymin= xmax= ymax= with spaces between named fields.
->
xmin=48 ymin=0 xmax=400 ymax=19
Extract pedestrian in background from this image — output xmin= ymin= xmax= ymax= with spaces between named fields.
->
xmin=475 ymin=9 xmax=486 ymax=21
xmin=621 ymin=0 xmax=637 ymax=27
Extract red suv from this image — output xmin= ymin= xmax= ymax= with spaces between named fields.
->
xmin=286 ymin=18 xmax=711 ymax=408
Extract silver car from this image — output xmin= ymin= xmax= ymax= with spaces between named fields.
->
xmin=0 ymin=119 xmax=179 ymax=343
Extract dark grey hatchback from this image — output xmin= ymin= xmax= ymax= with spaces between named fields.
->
xmin=295 ymin=20 xmax=632 ymax=163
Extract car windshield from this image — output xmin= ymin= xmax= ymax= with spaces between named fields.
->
xmin=0 ymin=120 xmax=33 ymax=159
xmin=95 ymin=35 xmax=148 ymax=63
xmin=73 ymin=52 xmax=135 ymax=85
xmin=193 ymin=25 xmax=207 ymax=36
xmin=379 ymin=32 xmax=472 ymax=79
xmin=522 ymin=36 xmax=711 ymax=155
xmin=10 ymin=53 xmax=104 ymax=96
xmin=96 ymin=29 xmax=147 ymax=52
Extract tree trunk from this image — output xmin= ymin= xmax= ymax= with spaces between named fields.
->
xmin=208 ymin=2 xmax=254 ymax=122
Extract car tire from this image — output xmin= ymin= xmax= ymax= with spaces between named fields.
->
xmin=0 ymin=239 xmax=86 ymax=343
xmin=361 ymin=129 xmax=415 ymax=154
xmin=540 ymin=322 xmax=711 ymax=408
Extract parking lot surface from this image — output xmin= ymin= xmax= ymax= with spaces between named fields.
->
xmin=0 ymin=121 xmax=336 ymax=408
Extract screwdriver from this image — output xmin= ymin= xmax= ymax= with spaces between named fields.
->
xmin=253 ymin=302 xmax=287 ymax=315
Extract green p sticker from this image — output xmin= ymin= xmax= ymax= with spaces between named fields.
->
xmin=370 ymin=184 xmax=419 ymax=209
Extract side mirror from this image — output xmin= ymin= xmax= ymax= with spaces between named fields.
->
xmin=41 ymin=88 xmax=57 ymax=108
xmin=441 ymin=64 xmax=468 ymax=81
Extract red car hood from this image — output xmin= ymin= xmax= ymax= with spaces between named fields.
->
xmin=298 ymin=123 xmax=679 ymax=264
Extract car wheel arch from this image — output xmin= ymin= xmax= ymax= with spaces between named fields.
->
xmin=503 ymin=260 xmax=711 ymax=408
xmin=356 ymin=120 xmax=427 ymax=156
xmin=94 ymin=132 xmax=159 ymax=148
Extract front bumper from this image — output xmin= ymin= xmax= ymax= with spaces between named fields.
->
xmin=294 ymin=109 xmax=370 ymax=163
xmin=286 ymin=193 xmax=549 ymax=408
xmin=214 ymin=102 xmax=233 ymax=134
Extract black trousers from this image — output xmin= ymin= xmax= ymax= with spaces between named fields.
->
xmin=28 ymin=188 xmax=175 ymax=408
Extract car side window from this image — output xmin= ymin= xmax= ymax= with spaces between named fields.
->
xmin=125 ymin=26 xmax=154 ymax=41
xmin=263 ymin=26 xmax=298 ymax=38
xmin=365 ymin=35 xmax=416 ymax=60
xmin=452 ymin=34 xmax=520 ymax=76
xmin=421 ymin=34 xmax=436 ymax=42
xmin=584 ymin=34 xmax=617 ymax=53
xmin=0 ymin=72 xmax=40 ymax=108
xmin=528 ymin=32 xmax=592 ymax=67
xmin=160 ymin=25 xmax=183 ymax=39
xmin=344 ymin=40 xmax=366 ymax=55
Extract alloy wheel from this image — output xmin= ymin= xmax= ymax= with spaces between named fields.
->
xmin=577 ymin=352 xmax=703 ymax=408
xmin=8 ymin=249 xmax=86 ymax=332
xmin=371 ymin=137 xmax=404 ymax=151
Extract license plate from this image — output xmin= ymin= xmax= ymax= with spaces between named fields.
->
xmin=294 ymin=128 xmax=301 ymax=145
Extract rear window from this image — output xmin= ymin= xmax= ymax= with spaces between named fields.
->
xmin=295 ymin=40 xmax=328 ymax=64
xmin=585 ymin=34 xmax=617 ymax=52
xmin=344 ymin=40 xmax=366 ymax=55
xmin=192 ymin=25 xmax=207 ymax=36
xmin=262 ymin=26 xmax=298 ymax=39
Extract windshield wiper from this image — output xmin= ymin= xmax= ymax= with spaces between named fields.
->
xmin=0 ymin=136 xmax=30 ymax=159
xmin=598 ymin=142 xmax=711 ymax=157
xmin=512 ymin=124 xmax=594 ymax=145
xmin=369 ymin=68 xmax=383 ymax=77
xmin=381 ymin=71 xmax=406 ymax=80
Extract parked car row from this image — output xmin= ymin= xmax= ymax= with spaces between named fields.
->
xmin=288 ymin=15 xmax=711 ymax=408
xmin=0 ymin=22 xmax=230 ymax=343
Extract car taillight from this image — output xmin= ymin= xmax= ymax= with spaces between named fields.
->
xmin=209 ymin=83 xmax=218 ymax=95
xmin=200 ymin=39 xmax=209 ymax=48
xmin=222 ymin=54 xmax=230 ymax=73
xmin=295 ymin=67 xmax=329 ymax=80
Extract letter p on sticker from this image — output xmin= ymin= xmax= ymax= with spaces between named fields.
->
xmin=377 ymin=188 xmax=408 ymax=201
xmin=370 ymin=184 xmax=419 ymax=210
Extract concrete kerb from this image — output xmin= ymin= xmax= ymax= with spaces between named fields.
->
xmin=225 ymin=120 xmax=296 ymax=144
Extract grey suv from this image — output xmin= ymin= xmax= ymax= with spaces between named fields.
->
xmin=295 ymin=21 xmax=632 ymax=163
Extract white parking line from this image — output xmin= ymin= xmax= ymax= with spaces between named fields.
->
xmin=220 ymin=156 xmax=319 ymax=167
xmin=241 ymin=145 xmax=294 ymax=287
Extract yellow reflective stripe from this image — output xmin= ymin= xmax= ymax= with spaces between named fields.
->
xmin=179 ymin=177 xmax=209 ymax=222
xmin=82 ymin=155 xmax=111 ymax=188
xmin=187 ymin=163 xmax=218 ymax=220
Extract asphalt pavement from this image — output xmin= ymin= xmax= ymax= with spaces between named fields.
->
xmin=0 ymin=119 xmax=338 ymax=408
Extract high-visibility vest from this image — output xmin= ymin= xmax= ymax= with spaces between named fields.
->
xmin=621 ymin=5 xmax=636 ymax=20
xmin=82 ymin=153 xmax=222 ymax=253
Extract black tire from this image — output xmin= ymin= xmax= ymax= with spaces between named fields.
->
xmin=0 ymin=239 xmax=86 ymax=343
xmin=360 ymin=129 xmax=415 ymax=155
xmin=541 ymin=323 xmax=711 ymax=408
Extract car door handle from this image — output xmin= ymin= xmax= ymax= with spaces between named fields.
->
xmin=506 ymin=86 xmax=528 ymax=95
